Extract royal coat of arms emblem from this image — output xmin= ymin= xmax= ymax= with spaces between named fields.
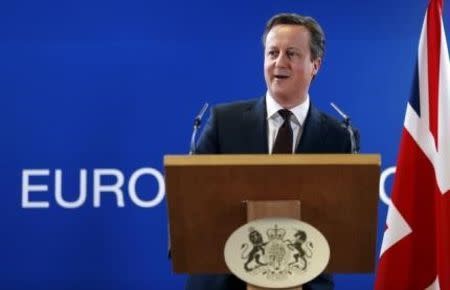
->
xmin=224 ymin=218 xmax=329 ymax=288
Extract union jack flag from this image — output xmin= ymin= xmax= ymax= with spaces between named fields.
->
xmin=375 ymin=0 xmax=450 ymax=289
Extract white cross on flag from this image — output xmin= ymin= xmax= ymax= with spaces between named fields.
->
xmin=375 ymin=0 xmax=450 ymax=289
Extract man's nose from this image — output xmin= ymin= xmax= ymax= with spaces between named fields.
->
xmin=275 ymin=52 xmax=289 ymax=67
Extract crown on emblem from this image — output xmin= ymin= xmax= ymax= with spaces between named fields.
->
xmin=266 ymin=224 xmax=286 ymax=240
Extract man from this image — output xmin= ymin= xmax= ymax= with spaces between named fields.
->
xmin=186 ymin=13 xmax=351 ymax=290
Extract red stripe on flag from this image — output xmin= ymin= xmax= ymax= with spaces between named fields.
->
xmin=427 ymin=0 xmax=442 ymax=148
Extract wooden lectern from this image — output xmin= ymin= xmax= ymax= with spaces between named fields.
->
xmin=164 ymin=154 xmax=380 ymax=288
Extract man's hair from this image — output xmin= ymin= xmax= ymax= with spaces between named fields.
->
xmin=262 ymin=13 xmax=325 ymax=61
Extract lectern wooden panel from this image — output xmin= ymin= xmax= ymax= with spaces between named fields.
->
xmin=164 ymin=154 xmax=380 ymax=274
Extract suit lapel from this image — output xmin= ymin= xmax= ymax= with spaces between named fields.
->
xmin=242 ymin=97 xmax=268 ymax=153
xmin=296 ymin=104 xmax=324 ymax=153
xmin=237 ymin=99 xmax=324 ymax=154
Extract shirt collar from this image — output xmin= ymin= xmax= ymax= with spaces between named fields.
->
xmin=265 ymin=92 xmax=310 ymax=126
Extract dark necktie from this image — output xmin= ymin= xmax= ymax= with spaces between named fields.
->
xmin=272 ymin=109 xmax=293 ymax=153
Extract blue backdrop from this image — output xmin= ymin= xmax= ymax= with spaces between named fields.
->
xmin=2 ymin=0 xmax=444 ymax=289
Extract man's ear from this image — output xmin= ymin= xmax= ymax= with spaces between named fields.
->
xmin=312 ymin=57 xmax=322 ymax=76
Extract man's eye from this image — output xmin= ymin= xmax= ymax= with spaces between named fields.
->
xmin=268 ymin=51 xmax=278 ymax=57
xmin=287 ymin=51 xmax=298 ymax=59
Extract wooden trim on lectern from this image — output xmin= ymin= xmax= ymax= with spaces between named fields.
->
xmin=165 ymin=154 xmax=380 ymax=166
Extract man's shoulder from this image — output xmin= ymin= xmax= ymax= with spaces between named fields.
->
xmin=315 ymin=108 xmax=345 ymax=132
xmin=213 ymin=98 xmax=261 ymax=114
xmin=308 ymin=105 xmax=353 ymax=152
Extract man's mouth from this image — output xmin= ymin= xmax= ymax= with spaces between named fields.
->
xmin=274 ymin=74 xmax=289 ymax=80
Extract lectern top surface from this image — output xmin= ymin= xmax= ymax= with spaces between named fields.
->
xmin=164 ymin=154 xmax=381 ymax=166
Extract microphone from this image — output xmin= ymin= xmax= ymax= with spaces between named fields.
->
xmin=189 ymin=102 xmax=209 ymax=154
xmin=330 ymin=102 xmax=360 ymax=153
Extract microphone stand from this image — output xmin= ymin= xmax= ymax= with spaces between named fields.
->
xmin=330 ymin=102 xmax=360 ymax=153
xmin=189 ymin=103 xmax=209 ymax=155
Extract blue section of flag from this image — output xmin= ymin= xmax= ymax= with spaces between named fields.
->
xmin=409 ymin=62 xmax=421 ymax=116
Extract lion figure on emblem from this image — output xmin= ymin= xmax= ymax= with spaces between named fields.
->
xmin=241 ymin=227 xmax=267 ymax=272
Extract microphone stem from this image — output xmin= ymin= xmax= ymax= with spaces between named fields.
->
xmin=189 ymin=103 xmax=209 ymax=154
xmin=189 ymin=123 xmax=199 ymax=155
xmin=347 ymin=124 xmax=358 ymax=153
xmin=330 ymin=102 xmax=359 ymax=153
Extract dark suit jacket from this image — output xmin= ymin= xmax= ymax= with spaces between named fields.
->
xmin=186 ymin=97 xmax=352 ymax=290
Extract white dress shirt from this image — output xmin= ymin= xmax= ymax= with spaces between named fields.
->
xmin=266 ymin=92 xmax=310 ymax=153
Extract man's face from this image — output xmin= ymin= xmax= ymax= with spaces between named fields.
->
xmin=264 ymin=24 xmax=321 ymax=108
